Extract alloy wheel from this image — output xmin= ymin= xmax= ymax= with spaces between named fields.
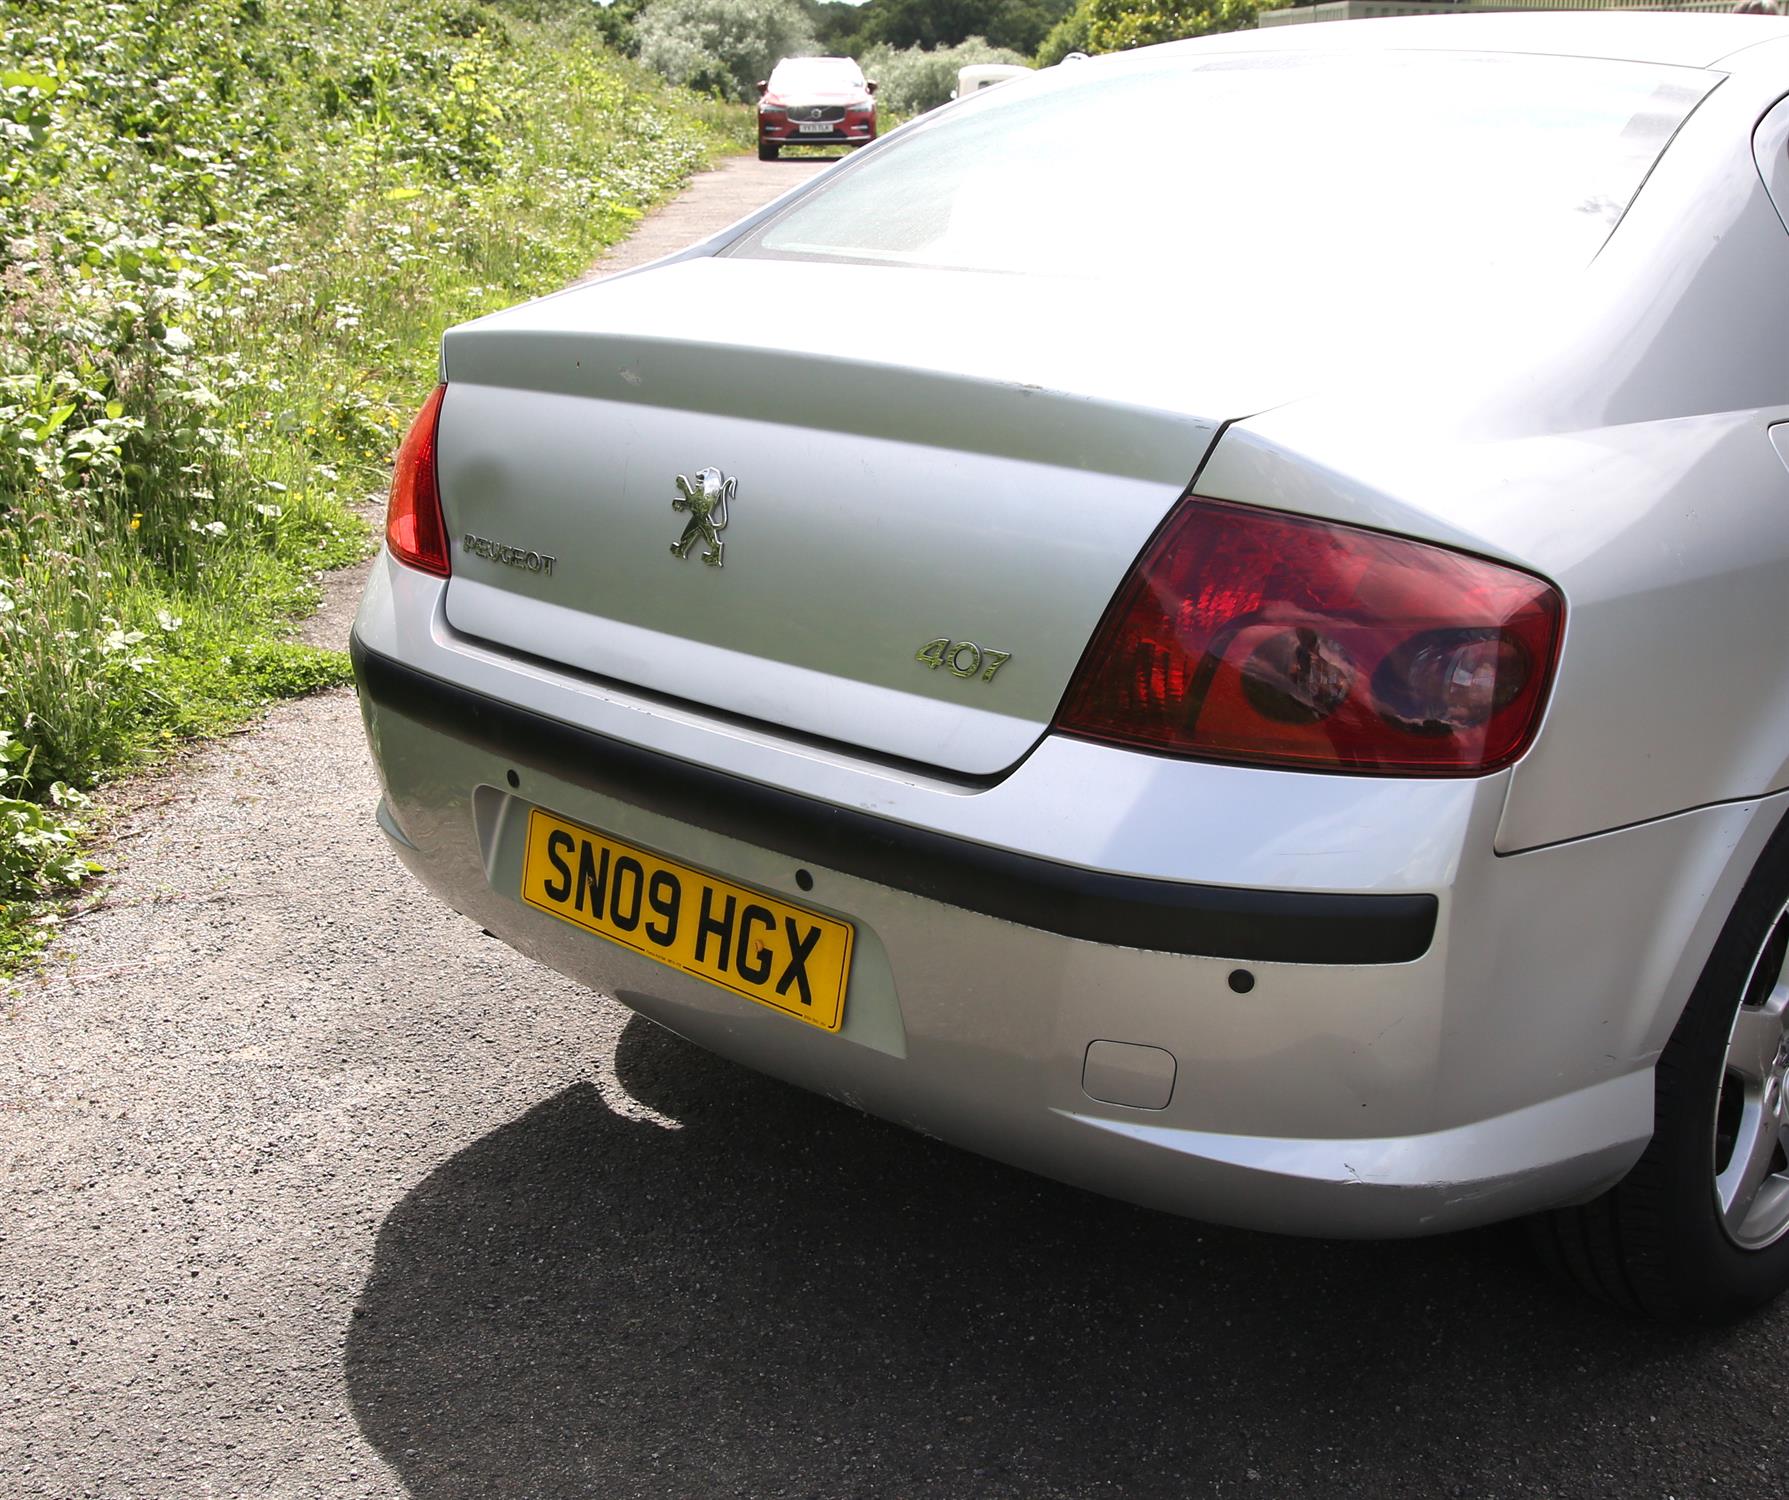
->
xmin=1713 ymin=897 xmax=1789 ymax=1249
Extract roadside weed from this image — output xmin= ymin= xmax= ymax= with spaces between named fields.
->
xmin=0 ymin=0 xmax=750 ymax=967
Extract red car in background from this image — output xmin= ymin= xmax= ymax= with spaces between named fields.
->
xmin=757 ymin=56 xmax=877 ymax=160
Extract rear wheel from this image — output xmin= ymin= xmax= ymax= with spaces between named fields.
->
xmin=1532 ymin=812 xmax=1789 ymax=1319
xmin=758 ymin=141 xmax=779 ymax=161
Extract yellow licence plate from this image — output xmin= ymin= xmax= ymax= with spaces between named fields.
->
xmin=520 ymin=808 xmax=854 ymax=1031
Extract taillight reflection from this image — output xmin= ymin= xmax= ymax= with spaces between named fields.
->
xmin=1055 ymin=497 xmax=1563 ymax=776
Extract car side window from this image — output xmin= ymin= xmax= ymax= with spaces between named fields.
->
xmin=1754 ymin=92 xmax=1789 ymax=236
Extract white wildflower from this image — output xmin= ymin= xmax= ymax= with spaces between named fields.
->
xmin=100 ymin=627 xmax=147 ymax=655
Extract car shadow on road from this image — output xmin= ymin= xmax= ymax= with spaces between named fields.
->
xmin=344 ymin=1014 xmax=1730 ymax=1499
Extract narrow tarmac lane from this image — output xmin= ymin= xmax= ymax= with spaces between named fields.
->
xmin=5 ymin=153 xmax=1788 ymax=1500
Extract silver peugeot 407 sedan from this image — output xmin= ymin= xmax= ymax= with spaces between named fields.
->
xmin=353 ymin=14 xmax=1789 ymax=1319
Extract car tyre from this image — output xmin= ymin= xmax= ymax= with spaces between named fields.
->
xmin=1531 ymin=810 xmax=1789 ymax=1320
xmin=758 ymin=142 xmax=779 ymax=161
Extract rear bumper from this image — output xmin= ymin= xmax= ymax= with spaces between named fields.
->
xmin=352 ymin=640 xmax=1436 ymax=967
xmin=349 ymin=555 xmax=1782 ymax=1237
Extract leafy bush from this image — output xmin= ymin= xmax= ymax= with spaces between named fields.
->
xmin=857 ymin=36 xmax=1029 ymax=116
xmin=637 ymin=0 xmax=818 ymax=101
xmin=592 ymin=0 xmax=651 ymax=55
xmin=0 ymin=730 xmax=94 ymax=968
xmin=0 ymin=783 xmax=89 ymax=901
xmin=1035 ymin=1 xmax=1093 ymax=65
xmin=0 ymin=0 xmax=748 ymax=962
xmin=804 ymin=0 xmax=868 ymax=53
xmin=848 ymin=0 xmax=1073 ymax=56
xmin=0 ymin=732 xmax=90 ymax=895
xmin=1084 ymin=0 xmax=1261 ymax=51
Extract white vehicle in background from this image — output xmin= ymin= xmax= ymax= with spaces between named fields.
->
xmin=954 ymin=63 xmax=1032 ymax=100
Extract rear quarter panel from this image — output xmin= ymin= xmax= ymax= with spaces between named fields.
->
xmin=1199 ymin=69 xmax=1789 ymax=853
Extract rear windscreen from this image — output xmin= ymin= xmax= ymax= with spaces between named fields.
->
xmin=731 ymin=50 xmax=1714 ymax=284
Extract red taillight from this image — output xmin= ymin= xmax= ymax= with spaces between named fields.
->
xmin=386 ymin=383 xmax=449 ymax=577
xmin=1056 ymin=497 xmax=1563 ymax=776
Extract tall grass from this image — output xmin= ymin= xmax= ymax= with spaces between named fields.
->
xmin=0 ymin=0 xmax=751 ymax=961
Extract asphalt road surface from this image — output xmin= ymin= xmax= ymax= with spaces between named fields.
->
xmin=6 ymin=153 xmax=1789 ymax=1500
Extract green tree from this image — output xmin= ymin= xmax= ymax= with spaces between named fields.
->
xmin=857 ymin=34 xmax=1030 ymax=113
xmin=801 ymin=0 xmax=868 ymax=52
xmin=591 ymin=0 xmax=650 ymax=55
xmin=636 ymin=0 xmax=818 ymax=99
xmin=1034 ymin=0 xmax=1091 ymax=65
xmin=1083 ymin=0 xmax=1260 ymax=51
xmin=852 ymin=0 xmax=1074 ymax=57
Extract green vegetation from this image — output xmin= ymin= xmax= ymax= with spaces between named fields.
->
xmin=625 ymin=0 xmax=1264 ymax=118
xmin=1037 ymin=0 xmax=1264 ymax=64
xmin=859 ymin=36 xmax=1030 ymax=115
xmin=625 ymin=0 xmax=1045 ymax=119
xmin=809 ymin=0 xmax=1261 ymax=72
xmin=0 ymin=0 xmax=749 ymax=965
xmin=623 ymin=0 xmax=1267 ymax=118
xmin=1035 ymin=2 xmax=1094 ymax=65
xmin=638 ymin=0 xmax=819 ymax=100
xmin=0 ymin=730 xmax=93 ymax=971
xmin=839 ymin=0 xmax=1073 ymax=56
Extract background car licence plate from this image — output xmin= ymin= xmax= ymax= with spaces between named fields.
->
xmin=520 ymin=808 xmax=853 ymax=1030
xmin=798 ymin=122 xmax=832 ymax=133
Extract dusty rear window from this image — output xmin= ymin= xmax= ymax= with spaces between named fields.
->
xmin=731 ymin=50 xmax=1714 ymax=283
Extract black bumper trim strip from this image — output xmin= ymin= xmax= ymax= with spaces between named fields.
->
xmin=351 ymin=636 xmax=1438 ymax=965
